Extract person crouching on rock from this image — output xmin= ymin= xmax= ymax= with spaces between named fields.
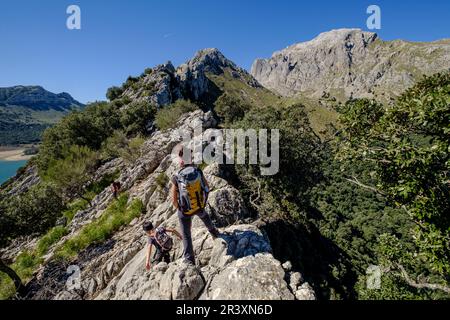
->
xmin=143 ymin=221 xmax=182 ymax=271
xmin=171 ymin=145 xmax=220 ymax=266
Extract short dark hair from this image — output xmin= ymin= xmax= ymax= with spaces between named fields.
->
xmin=143 ymin=221 xmax=154 ymax=232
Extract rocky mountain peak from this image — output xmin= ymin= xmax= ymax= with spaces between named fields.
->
xmin=251 ymin=29 xmax=450 ymax=101
xmin=154 ymin=61 xmax=176 ymax=74
xmin=276 ymin=28 xmax=378 ymax=56
xmin=182 ymin=48 xmax=238 ymax=75
xmin=176 ymin=48 xmax=260 ymax=102
xmin=119 ymin=48 xmax=260 ymax=108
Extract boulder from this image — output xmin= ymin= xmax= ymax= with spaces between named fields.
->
xmin=95 ymin=224 xmax=297 ymax=300
xmin=294 ymin=283 xmax=316 ymax=301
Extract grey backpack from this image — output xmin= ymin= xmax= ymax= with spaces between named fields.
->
xmin=154 ymin=227 xmax=173 ymax=252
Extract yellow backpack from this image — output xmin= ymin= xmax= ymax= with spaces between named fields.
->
xmin=175 ymin=166 xmax=208 ymax=215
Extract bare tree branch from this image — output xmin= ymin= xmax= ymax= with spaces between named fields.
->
xmin=0 ymin=258 xmax=25 ymax=297
xmin=397 ymin=264 xmax=450 ymax=294
xmin=344 ymin=176 xmax=387 ymax=196
xmin=244 ymin=174 xmax=262 ymax=211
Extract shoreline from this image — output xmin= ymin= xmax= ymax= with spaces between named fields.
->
xmin=0 ymin=147 xmax=33 ymax=161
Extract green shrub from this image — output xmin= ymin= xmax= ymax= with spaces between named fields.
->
xmin=0 ymin=224 xmax=69 ymax=299
xmin=337 ymin=72 xmax=450 ymax=299
xmin=0 ymin=273 xmax=15 ymax=300
xmin=12 ymin=251 xmax=41 ymax=280
xmin=101 ymin=131 xmax=128 ymax=160
xmin=214 ymin=93 xmax=251 ymax=125
xmin=37 ymin=101 xmax=122 ymax=172
xmin=155 ymin=172 xmax=169 ymax=190
xmin=55 ymin=194 xmax=144 ymax=260
xmin=43 ymin=145 xmax=99 ymax=201
xmin=123 ymin=76 xmax=140 ymax=90
xmin=106 ymin=86 xmax=124 ymax=101
xmin=155 ymin=100 xmax=198 ymax=131
xmin=63 ymin=199 xmax=89 ymax=223
xmin=35 ymin=226 xmax=68 ymax=257
xmin=233 ymin=104 xmax=322 ymax=220
xmin=121 ymin=136 xmax=145 ymax=165
xmin=141 ymin=81 xmax=158 ymax=97
xmin=86 ymin=170 xmax=120 ymax=198
xmin=120 ymin=102 xmax=156 ymax=135
xmin=2 ymin=183 xmax=65 ymax=241
xmin=101 ymin=131 xmax=145 ymax=164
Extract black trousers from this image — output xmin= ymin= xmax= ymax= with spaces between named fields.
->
xmin=178 ymin=209 xmax=216 ymax=264
xmin=152 ymin=250 xmax=171 ymax=264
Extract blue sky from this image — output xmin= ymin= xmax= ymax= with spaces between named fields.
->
xmin=0 ymin=0 xmax=449 ymax=103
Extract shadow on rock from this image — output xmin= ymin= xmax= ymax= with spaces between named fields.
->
xmin=219 ymin=229 xmax=271 ymax=259
xmin=260 ymin=219 xmax=358 ymax=300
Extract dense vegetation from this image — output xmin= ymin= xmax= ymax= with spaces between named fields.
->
xmin=222 ymin=72 xmax=450 ymax=299
xmin=154 ymin=100 xmax=197 ymax=131
xmin=36 ymin=100 xmax=155 ymax=172
xmin=0 ymin=194 xmax=143 ymax=299
xmin=0 ymin=120 xmax=49 ymax=145
xmin=338 ymin=73 xmax=450 ymax=299
xmin=1 ymin=98 xmax=155 ymax=246
xmin=0 ymin=86 xmax=84 ymax=145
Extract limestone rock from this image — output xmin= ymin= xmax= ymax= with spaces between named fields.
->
xmin=294 ymin=282 xmax=316 ymax=300
xmin=200 ymin=253 xmax=294 ymax=300
xmin=207 ymin=186 xmax=249 ymax=227
xmin=177 ymin=48 xmax=260 ymax=101
xmin=251 ymin=28 xmax=450 ymax=101
xmin=282 ymin=261 xmax=293 ymax=272
xmin=3 ymin=165 xmax=40 ymax=197
xmin=96 ymin=224 xmax=295 ymax=301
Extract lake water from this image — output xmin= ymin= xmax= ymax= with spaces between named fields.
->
xmin=0 ymin=160 xmax=27 ymax=185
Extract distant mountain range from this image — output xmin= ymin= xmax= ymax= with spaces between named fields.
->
xmin=251 ymin=28 xmax=450 ymax=102
xmin=0 ymin=86 xmax=83 ymax=145
xmin=1 ymin=29 xmax=449 ymax=146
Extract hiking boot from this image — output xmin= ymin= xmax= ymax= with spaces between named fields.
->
xmin=183 ymin=258 xmax=195 ymax=266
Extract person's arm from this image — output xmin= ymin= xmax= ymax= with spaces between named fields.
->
xmin=166 ymin=228 xmax=183 ymax=240
xmin=145 ymin=244 xmax=153 ymax=271
xmin=201 ymin=171 xmax=210 ymax=192
xmin=171 ymin=182 xmax=179 ymax=209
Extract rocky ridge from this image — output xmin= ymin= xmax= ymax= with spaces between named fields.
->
xmin=120 ymin=48 xmax=261 ymax=108
xmin=251 ymin=28 xmax=450 ymax=101
xmin=5 ymin=110 xmax=314 ymax=300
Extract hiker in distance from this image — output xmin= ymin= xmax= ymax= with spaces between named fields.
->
xmin=143 ymin=221 xmax=182 ymax=271
xmin=171 ymin=145 xmax=220 ymax=265
xmin=111 ymin=181 xmax=121 ymax=199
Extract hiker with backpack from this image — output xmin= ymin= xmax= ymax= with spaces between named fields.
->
xmin=171 ymin=146 xmax=220 ymax=265
xmin=143 ymin=221 xmax=182 ymax=271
